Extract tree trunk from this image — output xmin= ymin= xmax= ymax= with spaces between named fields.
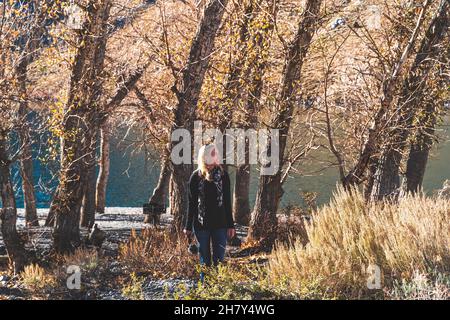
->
xmin=145 ymin=154 xmax=170 ymax=223
xmin=80 ymin=130 xmax=98 ymax=228
xmin=168 ymin=0 xmax=228 ymax=232
xmin=405 ymin=103 xmax=437 ymax=193
xmin=7 ymin=0 xmax=49 ymax=229
xmin=233 ymin=163 xmax=251 ymax=225
xmin=233 ymin=54 xmax=268 ymax=226
xmin=369 ymin=151 xmax=401 ymax=200
xmin=221 ymin=2 xmax=255 ymax=219
xmin=169 ymin=164 xmax=192 ymax=233
xmin=233 ymin=21 xmax=272 ymax=225
xmin=249 ymin=171 xmax=284 ymax=246
xmin=0 ymin=134 xmax=28 ymax=273
xmin=94 ymin=64 xmax=149 ymax=215
xmin=248 ymin=0 xmax=322 ymax=246
xmin=15 ymin=59 xmax=39 ymax=227
xmin=405 ymin=141 xmax=430 ymax=193
xmin=81 ymin=165 xmax=97 ymax=229
xmin=364 ymin=156 xmax=378 ymax=199
xmin=50 ymin=0 xmax=111 ymax=253
xmin=342 ymin=1 xmax=432 ymax=188
xmin=168 ymin=173 xmax=175 ymax=216
xmin=370 ymin=0 xmax=449 ymax=199
xmin=19 ymin=135 xmax=38 ymax=227
xmin=95 ymin=123 xmax=110 ymax=214
xmin=93 ymin=62 xmax=150 ymax=216
xmin=51 ymin=120 xmax=89 ymax=253
xmin=218 ymin=0 xmax=256 ymax=169
xmin=45 ymin=191 xmax=57 ymax=226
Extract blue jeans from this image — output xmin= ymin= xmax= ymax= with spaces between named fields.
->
xmin=194 ymin=228 xmax=227 ymax=276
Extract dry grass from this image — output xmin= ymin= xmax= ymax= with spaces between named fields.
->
xmin=121 ymin=272 xmax=145 ymax=300
xmin=277 ymin=205 xmax=310 ymax=246
xmin=387 ymin=270 xmax=449 ymax=300
xmin=119 ymin=228 xmax=197 ymax=279
xmin=20 ymin=264 xmax=56 ymax=292
xmin=268 ymin=187 xmax=450 ymax=298
xmin=61 ymin=248 xmax=102 ymax=273
xmin=18 ymin=248 xmax=108 ymax=298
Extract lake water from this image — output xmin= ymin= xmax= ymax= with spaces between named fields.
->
xmin=104 ymin=123 xmax=450 ymax=208
xmin=12 ymin=121 xmax=449 ymax=209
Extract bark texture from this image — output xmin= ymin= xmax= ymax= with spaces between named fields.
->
xmin=80 ymin=130 xmax=98 ymax=228
xmin=50 ymin=0 xmax=111 ymax=253
xmin=145 ymin=154 xmax=170 ymax=224
xmin=342 ymin=1 xmax=432 ymax=188
xmin=248 ymin=0 xmax=322 ymax=246
xmin=370 ymin=0 xmax=449 ymax=199
xmin=0 ymin=134 xmax=28 ymax=272
xmin=168 ymin=0 xmax=229 ymax=232
xmin=405 ymin=102 xmax=438 ymax=192
xmin=231 ymin=1 xmax=275 ymax=226
xmin=95 ymin=123 xmax=111 ymax=213
xmin=15 ymin=59 xmax=38 ymax=226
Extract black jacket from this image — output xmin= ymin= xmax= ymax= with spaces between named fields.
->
xmin=184 ymin=168 xmax=234 ymax=231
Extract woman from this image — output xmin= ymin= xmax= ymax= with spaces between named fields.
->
xmin=183 ymin=143 xmax=236 ymax=271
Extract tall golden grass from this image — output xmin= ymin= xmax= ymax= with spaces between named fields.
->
xmin=20 ymin=264 xmax=56 ymax=292
xmin=119 ymin=229 xmax=197 ymax=279
xmin=268 ymin=187 xmax=450 ymax=298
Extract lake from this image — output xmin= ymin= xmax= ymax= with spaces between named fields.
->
xmin=12 ymin=121 xmax=449 ymax=209
xmin=104 ymin=124 xmax=450 ymax=208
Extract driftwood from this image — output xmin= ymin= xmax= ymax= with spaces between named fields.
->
xmin=87 ymin=224 xmax=106 ymax=248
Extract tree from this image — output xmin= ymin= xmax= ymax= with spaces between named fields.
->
xmin=7 ymin=0 xmax=59 ymax=226
xmin=168 ymin=0 xmax=229 ymax=232
xmin=95 ymin=121 xmax=111 ymax=213
xmin=50 ymin=0 xmax=112 ymax=253
xmin=145 ymin=151 xmax=170 ymax=224
xmin=80 ymin=61 xmax=150 ymax=227
xmin=405 ymin=34 xmax=449 ymax=193
xmin=80 ymin=128 xmax=98 ymax=228
xmin=43 ymin=1 xmax=151 ymax=228
xmin=231 ymin=0 xmax=277 ymax=226
xmin=248 ymin=0 xmax=323 ymax=247
xmin=0 ymin=132 xmax=29 ymax=273
xmin=405 ymin=101 xmax=439 ymax=192
xmin=340 ymin=0 xmax=432 ymax=190
xmin=370 ymin=0 xmax=449 ymax=199
xmin=218 ymin=0 xmax=257 ymax=172
xmin=16 ymin=59 xmax=39 ymax=227
xmin=0 ymin=0 xmax=63 ymax=271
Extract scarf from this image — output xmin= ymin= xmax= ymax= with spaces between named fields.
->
xmin=197 ymin=166 xmax=223 ymax=226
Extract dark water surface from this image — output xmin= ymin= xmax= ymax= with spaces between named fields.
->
xmin=12 ymin=121 xmax=449 ymax=209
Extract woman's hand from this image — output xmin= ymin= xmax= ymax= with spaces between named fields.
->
xmin=183 ymin=229 xmax=192 ymax=237
xmin=227 ymin=228 xmax=236 ymax=239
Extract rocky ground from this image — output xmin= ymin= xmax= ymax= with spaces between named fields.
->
xmin=0 ymin=208 xmax=248 ymax=300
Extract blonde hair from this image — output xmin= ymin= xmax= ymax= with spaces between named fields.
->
xmin=197 ymin=143 xmax=221 ymax=180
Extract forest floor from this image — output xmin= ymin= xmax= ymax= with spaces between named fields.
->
xmin=0 ymin=208 xmax=250 ymax=300
xmin=1 ymin=192 xmax=448 ymax=300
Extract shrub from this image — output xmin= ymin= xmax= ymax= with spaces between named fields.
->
xmin=268 ymin=187 xmax=450 ymax=299
xmin=20 ymin=264 xmax=56 ymax=292
xmin=62 ymin=248 xmax=102 ymax=273
xmin=172 ymin=261 xmax=324 ymax=300
xmin=277 ymin=205 xmax=309 ymax=246
xmin=119 ymin=229 xmax=197 ymax=279
xmin=276 ymin=192 xmax=318 ymax=245
xmin=388 ymin=270 xmax=449 ymax=300
xmin=122 ymin=272 xmax=145 ymax=300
